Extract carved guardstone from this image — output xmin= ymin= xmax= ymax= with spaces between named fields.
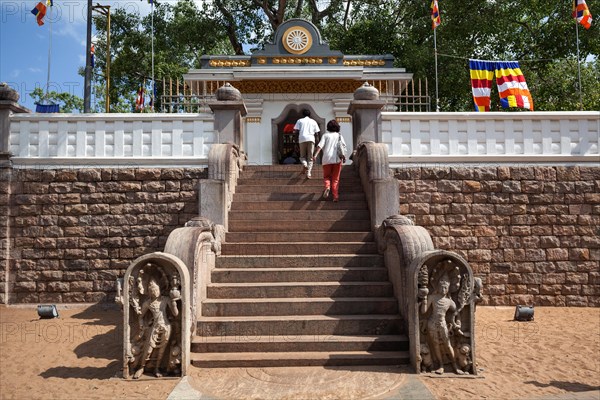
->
xmin=120 ymin=253 xmax=190 ymax=379
xmin=409 ymin=251 xmax=480 ymax=375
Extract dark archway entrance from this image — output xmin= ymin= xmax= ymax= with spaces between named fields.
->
xmin=271 ymin=104 xmax=325 ymax=164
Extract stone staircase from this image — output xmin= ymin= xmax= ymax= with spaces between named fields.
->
xmin=191 ymin=165 xmax=409 ymax=367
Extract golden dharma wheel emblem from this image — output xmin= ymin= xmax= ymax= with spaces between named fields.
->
xmin=282 ymin=26 xmax=312 ymax=55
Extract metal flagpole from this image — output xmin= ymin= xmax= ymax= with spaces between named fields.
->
xmin=151 ymin=1 xmax=155 ymax=111
xmin=575 ymin=21 xmax=583 ymax=110
xmin=46 ymin=2 xmax=52 ymax=100
xmin=84 ymin=0 xmax=93 ymax=112
xmin=433 ymin=27 xmax=440 ymax=112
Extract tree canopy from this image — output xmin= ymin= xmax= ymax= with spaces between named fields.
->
xmin=86 ymin=0 xmax=598 ymax=112
xmin=29 ymin=87 xmax=84 ymax=113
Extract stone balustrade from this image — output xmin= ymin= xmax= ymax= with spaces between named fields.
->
xmin=7 ymin=113 xmax=215 ymax=167
xmin=382 ymin=111 xmax=599 ymax=165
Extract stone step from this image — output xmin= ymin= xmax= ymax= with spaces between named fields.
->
xmin=229 ymin=219 xmax=372 ymax=232
xmin=229 ymin=210 xmax=370 ymax=221
xmin=201 ymin=297 xmax=399 ymax=317
xmin=206 ymin=281 xmax=394 ymax=299
xmin=221 ymin=242 xmax=378 ymax=256
xmin=211 ymin=267 xmax=389 ymax=283
xmin=216 ymin=254 xmax=385 ymax=269
xmin=225 ymin=231 xmax=374 ymax=243
xmin=235 ymin=184 xmax=364 ymax=194
xmin=191 ymin=334 xmax=408 ymax=354
xmin=230 ymin=200 xmax=367 ymax=211
xmin=190 ymin=350 xmax=410 ymax=368
xmin=237 ymin=178 xmax=362 ymax=186
xmin=233 ymin=192 xmax=366 ymax=202
xmin=196 ymin=314 xmax=403 ymax=336
xmin=240 ymin=166 xmax=358 ymax=178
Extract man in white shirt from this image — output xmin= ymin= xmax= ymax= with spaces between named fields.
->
xmin=293 ymin=109 xmax=320 ymax=179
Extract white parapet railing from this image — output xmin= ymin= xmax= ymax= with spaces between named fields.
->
xmin=8 ymin=113 xmax=215 ymax=168
xmin=382 ymin=111 xmax=600 ymax=166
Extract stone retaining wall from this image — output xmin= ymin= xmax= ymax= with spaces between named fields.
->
xmin=395 ymin=166 xmax=600 ymax=307
xmin=1 ymin=167 xmax=205 ymax=304
xmin=1 ymin=165 xmax=598 ymax=306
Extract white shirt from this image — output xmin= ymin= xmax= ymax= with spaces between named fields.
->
xmin=294 ymin=116 xmax=320 ymax=143
xmin=317 ymin=131 xmax=347 ymax=165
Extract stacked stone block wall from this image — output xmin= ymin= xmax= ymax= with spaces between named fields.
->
xmin=2 ymin=164 xmax=598 ymax=306
xmin=3 ymin=167 xmax=205 ymax=303
xmin=395 ymin=166 xmax=600 ymax=307
xmin=0 ymin=167 xmax=10 ymax=304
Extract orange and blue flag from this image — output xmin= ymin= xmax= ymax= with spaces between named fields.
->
xmin=431 ymin=0 xmax=441 ymax=29
xmin=573 ymin=0 xmax=593 ymax=29
xmin=31 ymin=2 xmax=47 ymax=26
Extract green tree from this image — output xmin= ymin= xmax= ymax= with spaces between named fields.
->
xmin=90 ymin=0 xmax=599 ymax=112
xmin=92 ymin=0 xmax=231 ymax=112
xmin=210 ymin=0 xmax=348 ymax=53
xmin=29 ymin=87 xmax=84 ymax=113
xmin=326 ymin=0 xmax=599 ymax=111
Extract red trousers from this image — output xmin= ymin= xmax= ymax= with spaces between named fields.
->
xmin=322 ymin=162 xmax=342 ymax=200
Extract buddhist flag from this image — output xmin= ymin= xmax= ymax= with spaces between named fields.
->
xmin=46 ymin=0 xmax=53 ymax=6
xmin=469 ymin=60 xmax=495 ymax=112
xmin=136 ymin=86 xmax=145 ymax=110
xmin=495 ymin=61 xmax=533 ymax=111
xmin=573 ymin=0 xmax=593 ymax=29
xmin=90 ymin=44 xmax=96 ymax=68
xmin=431 ymin=0 xmax=441 ymax=29
xmin=31 ymin=2 xmax=47 ymax=26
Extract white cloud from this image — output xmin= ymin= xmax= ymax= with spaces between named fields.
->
xmin=28 ymin=67 xmax=42 ymax=73
xmin=10 ymin=69 xmax=21 ymax=78
xmin=55 ymin=21 xmax=86 ymax=47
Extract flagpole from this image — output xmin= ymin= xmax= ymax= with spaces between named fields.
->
xmin=84 ymin=0 xmax=93 ymax=112
xmin=575 ymin=20 xmax=583 ymax=110
xmin=151 ymin=1 xmax=155 ymax=111
xmin=46 ymin=3 xmax=52 ymax=101
xmin=433 ymin=27 xmax=440 ymax=112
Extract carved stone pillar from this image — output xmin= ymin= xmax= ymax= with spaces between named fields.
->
xmin=346 ymin=83 xmax=385 ymax=151
xmin=208 ymin=83 xmax=248 ymax=149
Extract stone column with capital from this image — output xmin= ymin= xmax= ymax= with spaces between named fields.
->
xmin=346 ymin=82 xmax=386 ymax=155
xmin=208 ymin=83 xmax=248 ymax=150
xmin=0 ymin=83 xmax=30 ymax=164
xmin=0 ymin=83 xmax=29 ymax=304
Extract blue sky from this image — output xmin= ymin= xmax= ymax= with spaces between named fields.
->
xmin=1 ymin=0 xmax=157 ymax=111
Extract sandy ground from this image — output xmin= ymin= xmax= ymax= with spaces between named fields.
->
xmin=420 ymin=306 xmax=600 ymax=400
xmin=0 ymin=304 xmax=599 ymax=400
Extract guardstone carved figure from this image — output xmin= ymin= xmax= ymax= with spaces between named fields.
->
xmin=126 ymin=263 xmax=182 ymax=378
xmin=418 ymin=258 xmax=476 ymax=375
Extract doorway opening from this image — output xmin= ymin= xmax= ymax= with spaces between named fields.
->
xmin=272 ymin=104 xmax=325 ymax=164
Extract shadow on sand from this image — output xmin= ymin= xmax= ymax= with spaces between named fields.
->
xmin=525 ymin=380 xmax=600 ymax=393
xmin=40 ymin=303 xmax=123 ymax=380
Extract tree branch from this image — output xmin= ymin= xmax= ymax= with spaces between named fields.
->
xmin=294 ymin=0 xmax=304 ymax=18
xmin=307 ymin=0 xmax=342 ymax=25
xmin=343 ymin=0 xmax=351 ymax=29
xmin=215 ymin=0 xmax=244 ymax=55
xmin=276 ymin=0 xmax=287 ymax=27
